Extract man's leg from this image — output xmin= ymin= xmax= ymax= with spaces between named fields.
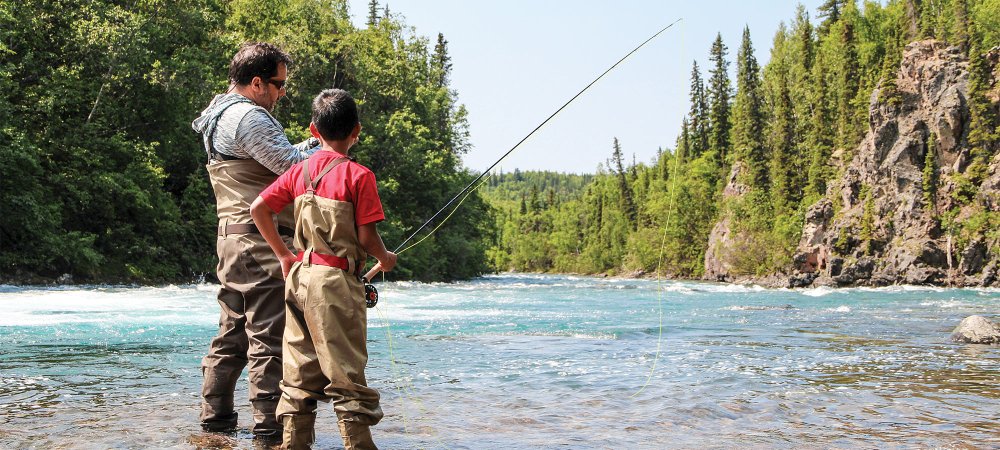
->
xmin=200 ymin=286 xmax=249 ymax=431
xmin=243 ymin=272 xmax=286 ymax=438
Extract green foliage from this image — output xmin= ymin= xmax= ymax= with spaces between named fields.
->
xmin=0 ymin=0 xmax=489 ymax=283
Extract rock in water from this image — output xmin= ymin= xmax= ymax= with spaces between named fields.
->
xmin=951 ymin=315 xmax=1000 ymax=344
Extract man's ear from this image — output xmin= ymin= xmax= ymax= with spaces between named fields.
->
xmin=309 ymin=122 xmax=322 ymax=140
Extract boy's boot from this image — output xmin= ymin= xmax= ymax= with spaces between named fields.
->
xmin=338 ymin=420 xmax=377 ymax=450
xmin=280 ymin=414 xmax=315 ymax=450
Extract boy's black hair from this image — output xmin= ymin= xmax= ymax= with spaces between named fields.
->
xmin=312 ymin=89 xmax=359 ymax=141
xmin=228 ymin=42 xmax=292 ymax=86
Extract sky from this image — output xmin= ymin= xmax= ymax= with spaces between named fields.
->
xmin=346 ymin=0 xmax=826 ymax=174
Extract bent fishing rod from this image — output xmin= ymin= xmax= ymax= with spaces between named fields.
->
xmin=363 ymin=18 xmax=683 ymax=288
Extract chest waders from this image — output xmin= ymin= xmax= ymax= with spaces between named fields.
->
xmin=276 ymin=157 xmax=382 ymax=450
xmin=200 ymin=151 xmax=294 ymax=437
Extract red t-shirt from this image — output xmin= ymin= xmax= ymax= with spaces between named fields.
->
xmin=260 ymin=150 xmax=385 ymax=226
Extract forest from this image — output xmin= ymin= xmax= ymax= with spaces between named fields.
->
xmin=1 ymin=0 xmax=998 ymax=283
xmin=484 ymin=0 xmax=1000 ymax=281
xmin=0 ymin=0 xmax=490 ymax=282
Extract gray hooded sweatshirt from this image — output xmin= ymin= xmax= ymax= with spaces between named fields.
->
xmin=192 ymin=93 xmax=315 ymax=175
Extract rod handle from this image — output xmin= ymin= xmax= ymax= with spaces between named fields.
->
xmin=364 ymin=263 xmax=382 ymax=281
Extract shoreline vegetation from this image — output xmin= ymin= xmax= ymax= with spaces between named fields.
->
xmin=2 ymin=0 xmax=999 ymax=287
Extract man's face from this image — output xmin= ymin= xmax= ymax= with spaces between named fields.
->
xmin=257 ymin=62 xmax=287 ymax=112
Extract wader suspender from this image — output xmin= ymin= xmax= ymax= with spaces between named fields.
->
xmin=303 ymin=156 xmax=353 ymax=194
xmin=296 ymin=156 xmax=358 ymax=273
xmin=206 ymin=101 xmax=249 ymax=163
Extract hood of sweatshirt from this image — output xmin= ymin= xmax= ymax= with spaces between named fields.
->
xmin=191 ymin=93 xmax=253 ymax=157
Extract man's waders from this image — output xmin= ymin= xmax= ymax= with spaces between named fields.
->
xmin=276 ymin=157 xmax=382 ymax=450
xmin=202 ymin=157 xmax=294 ymax=437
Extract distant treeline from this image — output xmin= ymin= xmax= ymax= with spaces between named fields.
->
xmin=483 ymin=0 xmax=1000 ymax=277
xmin=0 ymin=0 xmax=490 ymax=282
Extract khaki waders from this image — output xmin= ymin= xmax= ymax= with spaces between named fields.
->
xmin=202 ymin=158 xmax=294 ymax=437
xmin=276 ymin=158 xmax=382 ymax=450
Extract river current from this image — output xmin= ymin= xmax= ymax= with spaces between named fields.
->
xmin=0 ymin=274 xmax=998 ymax=449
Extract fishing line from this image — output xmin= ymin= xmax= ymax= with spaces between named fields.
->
xmin=630 ymin=18 xmax=687 ymax=399
xmin=371 ymin=18 xmax=684 ymax=262
xmin=369 ymin=19 xmax=684 ymax=443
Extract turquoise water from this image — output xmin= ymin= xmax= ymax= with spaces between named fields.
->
xmin=1 ymin=274 xmax=998 ymax=449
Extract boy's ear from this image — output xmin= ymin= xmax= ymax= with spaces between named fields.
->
xmin=309 ymin=123 xmax=322 ymax=140
xmin=351 ymin=122 xmax=362 ymax=141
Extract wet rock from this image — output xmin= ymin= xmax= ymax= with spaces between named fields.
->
xmin=788 ymin=272 xmax=817 ymax=288
xmin=951 ymin=315 xmax=1000 ymax=344
xmin=57 ymin=273 xmax=73 ymax=284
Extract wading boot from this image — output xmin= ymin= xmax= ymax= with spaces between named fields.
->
xmin=338 ymin=420 xmax=377 ymax=450
xmin=200 ymin=411 xmax=238 ymax=433
xmin=280 ymin=414 xmax=315 ymax=450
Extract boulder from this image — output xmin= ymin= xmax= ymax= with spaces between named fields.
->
xmin=951 ymin=315 xmax=1000 ymax=344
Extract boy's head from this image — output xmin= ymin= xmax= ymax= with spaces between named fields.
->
xmin=228 ymin=42 xmax=292 ymax=86
xmin=311 ymin=89 xmax=359 ymax=142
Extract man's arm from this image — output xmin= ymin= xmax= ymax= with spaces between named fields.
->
xmin=358 ymin=222 xmax=396 ymax=273
xmin=250 ymin=196 xmax=297 ymax=278
xmin=237 ymin=108 xmax=318 ymax=174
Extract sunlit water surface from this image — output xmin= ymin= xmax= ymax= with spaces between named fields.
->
xmin=1 ymin=274 xmax=998 ymax=449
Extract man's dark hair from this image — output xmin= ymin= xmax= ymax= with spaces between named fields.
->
xmin=228 ymin=42 xmax=292 ymax=86
xmin=312 ymin=89 xmax=359 ymax=141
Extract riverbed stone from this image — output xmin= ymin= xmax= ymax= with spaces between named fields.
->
xmin=951 ymin=315 xmax=1000 ymax=344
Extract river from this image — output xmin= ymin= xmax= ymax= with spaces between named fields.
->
xmin=1 ymin=274 xmax=998 ymax=448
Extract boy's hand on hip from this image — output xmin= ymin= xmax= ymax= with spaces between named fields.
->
xmin=279 ymin=253 xmax=296 ymax=279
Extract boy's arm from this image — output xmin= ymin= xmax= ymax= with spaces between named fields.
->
xmin=358 ymin=222 xmax=397 ymax=274
xmin=250 ymin=196 xmax=297 ymax=278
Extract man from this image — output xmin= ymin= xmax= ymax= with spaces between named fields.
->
xmin=191 ymin=41 xmax=316 ymax=441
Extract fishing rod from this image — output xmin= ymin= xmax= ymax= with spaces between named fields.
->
xmin=362 ymin=18 xmax=683 ymax=301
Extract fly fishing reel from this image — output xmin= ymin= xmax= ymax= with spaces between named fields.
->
xmin=362 ymin=277 xmax=378 ymax=308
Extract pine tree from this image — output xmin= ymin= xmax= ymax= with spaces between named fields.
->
xmin=905 ymin=0 xmax=921 ymax=40
xmin=707 ymin=33 xmax=732 ymax=167
xmin=965 ymin=23 xmax=998 ymax=192
xmin=367 ymin=0 xmax=379 ymax=26
xmin=953 ymin=0 xmax=970 ymax=54
xmin=817 ymin=0 xmax=843 ymax=35
xmin=766 ymin=25 xmax=797 ymax=213
xmin=689 ymin=61 xmax=709 ymax=158
xmin=732 ymin=26 xmax=767 ymax=190
xmin=432 ymin=33 xmax=452 ymax=88
xmin=611 ymin=137 xmax=638 ymax=229
xmin=678 ymin=117 xmax=691 ymax=164
xmin=921 ymin=0 xmax=937 ymax=38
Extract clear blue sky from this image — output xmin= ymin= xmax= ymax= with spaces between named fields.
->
xmin=347 ymin=1 xmax=826 ymax=174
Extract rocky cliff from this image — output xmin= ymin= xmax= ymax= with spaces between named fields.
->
xmin=792 ymin=40 xmax=1000 ymax=287
xmin=706 ymin=40 xmax=1000 ymax=287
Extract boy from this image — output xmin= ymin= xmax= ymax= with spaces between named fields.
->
xmin=250 ymin=88 xmax=396 ymax=450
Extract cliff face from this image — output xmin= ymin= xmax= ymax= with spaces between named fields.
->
xmin=791 ymin=40 xmax=1000 ymax=287
xmin=704 ymin=40 xmax=1000 ymax=287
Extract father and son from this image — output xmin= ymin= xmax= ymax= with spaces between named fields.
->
xmin=192 ymin=42 xmax=398 ymax=449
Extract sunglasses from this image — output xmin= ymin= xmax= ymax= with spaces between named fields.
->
xmin=265 ymin=78 xmax=286 ymax=90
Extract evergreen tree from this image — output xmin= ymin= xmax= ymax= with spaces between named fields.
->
xmin=707 ymin=33 xmax=733 ymax=167
xmin=731 ymin=26 xmax=767 ymax=190
xmin=688 ymin=61 xmax=709 ymax=158
xmin=818 ymin=0 xmax=844 ymax=35
xmin=953 ymin=0 xmax=970 ymax=54
xmin=611 ymin=138 xmax=638 ymax=229
xmin=367 ymin=0 xmax=379 ymax=26
xmin=433 ymin=33 xmax=452 ymax=88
